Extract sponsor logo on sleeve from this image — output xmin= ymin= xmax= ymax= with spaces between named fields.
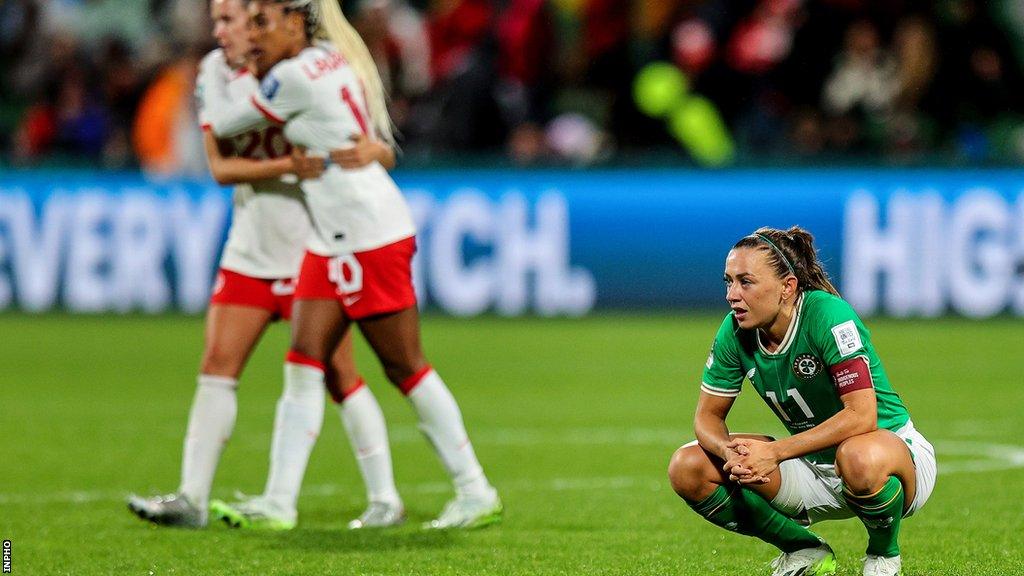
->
xmin=260 ymin=75 xmax=281 ymax=100
xmin=705 ymin=342 xmax=715 ymax=369
xmin=830 ymin=320 xmax=863 ymax=357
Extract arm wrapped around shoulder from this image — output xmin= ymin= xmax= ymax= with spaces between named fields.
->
xmin=829 ymin=356 xmax=873 ymax=396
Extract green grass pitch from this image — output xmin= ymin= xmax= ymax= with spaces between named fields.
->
xmin=1 ymin=313 xmax=1022 ymax=575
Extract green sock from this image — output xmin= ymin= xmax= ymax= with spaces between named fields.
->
xmin=843 ymin=476 xmax=904 ymax=557
xmin=688 ymin=485 xmax=822 ymax=553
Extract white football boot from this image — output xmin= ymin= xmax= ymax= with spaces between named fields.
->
xmin=862 ymin=554 xmax=902 ymax=576
xmin=423 ymin=488 xmax=503 ymax=530
xmin=347 ymin=500 xmax=406 ymax=529
xmin=209 ymin=494 xmax=297 ymax=531
xmin=127 ymin=493 xmax=206 ymax=528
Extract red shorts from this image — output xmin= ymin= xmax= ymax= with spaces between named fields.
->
xmin=209 ymin=268 xmax=295 ymax=320
xmin=293 ymin=237 xmax=417 ymax=320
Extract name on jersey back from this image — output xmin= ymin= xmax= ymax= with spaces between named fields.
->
xmin=302 ymin=51 xmax=347 ymax=81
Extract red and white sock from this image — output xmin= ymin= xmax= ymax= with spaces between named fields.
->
xmin=264 ymin=352 xmax=325 ymax=512
xmin=179 ymin=374 xmax=237 ymax=508
xmin=338 ymin=381 xmax=401 ymax=506
xmin=404 ymin=368 xmax=491 ymax=498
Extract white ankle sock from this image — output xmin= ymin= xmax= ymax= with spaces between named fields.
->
xmin=338 ymin=384 xmax=401 ymax=505
xmin=263 ymin=362 xmax=325 ymax=511
xmin=407 ymin=370 xmax=491 ymax=498
xmin=179 ymin=374 xmax=237 ymax=508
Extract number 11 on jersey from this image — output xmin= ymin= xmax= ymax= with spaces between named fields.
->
xmin=764 ymin=389 xmax=816 ymax=422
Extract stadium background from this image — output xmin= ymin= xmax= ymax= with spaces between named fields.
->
xmin=1 ymin=1 xmax=1022 ymax=575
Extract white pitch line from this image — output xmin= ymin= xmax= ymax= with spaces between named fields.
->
xmin=931 ymin=440 xmax=1024 ymax=475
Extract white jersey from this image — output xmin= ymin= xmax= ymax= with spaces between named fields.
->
xmin=196 ymin=49 xmax=311 ymax=279
xmin=206 ymin=44 xmax=415 ymax=256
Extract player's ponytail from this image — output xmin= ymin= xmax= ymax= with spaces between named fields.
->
xmin=734 ymin=226 xmax=840 ymax=296
xmin=315 ymin=0 xmax=395 ymax=146
xmin=781 ymin=226 xmax=840 ymax=296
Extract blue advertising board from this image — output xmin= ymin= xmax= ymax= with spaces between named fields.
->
xmin=0 ymin=169 xmax=1021 ymax=317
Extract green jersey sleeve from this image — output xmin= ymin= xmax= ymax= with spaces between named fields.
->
xmin=700 ymin=314 xmax=745 ymax=398
xmin=805 ymin=291 xmax=871 ymax=367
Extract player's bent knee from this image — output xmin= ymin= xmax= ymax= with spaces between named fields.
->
xmin=329 ymin=358 xmax=361 ymax=389
xmin=381 ymin=364 xmax=408 ymax=386
xmin=836 ymin=439 xmax=888 ymax=494
xmin=382 ymin=360 xmax=428 ymax=388
xmin=325 ymin=371 xmax=364 ymax=404
xmin=337 ymin=374 xmax=362 ymax=393
xmin=668 ymin=445 xmax=711 ymax=499
xmin=337 ymin=372 xmax=364 ymax=395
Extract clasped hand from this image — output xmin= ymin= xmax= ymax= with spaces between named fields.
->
xmin=290 ymin=134 xmax=386 ymax=180
xmin=722 ymin=438 xmax=778 ymax=485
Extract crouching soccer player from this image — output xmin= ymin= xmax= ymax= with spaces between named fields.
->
xmin=668 ymin=226 xmax=936 ymax=576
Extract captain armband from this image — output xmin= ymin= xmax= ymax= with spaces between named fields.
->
xmin=829 ymin=356 xmax=873 ymax=396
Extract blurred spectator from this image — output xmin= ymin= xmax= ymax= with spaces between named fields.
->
xmin=819 ymin=19 xmax=897 ymax=154
xmin=787 ymin=107 xmax=825 ymax=157
xmin=11 ymin=100 xmax=57 ymax=161
xmin=0 ymin=0 xmax=42 ymax=91
xmin=132 ymin=52 xmax=205 ymax=177
xmin=883 ymin=16 xmax=939 ymax=157
xmin=545 ymin=112 xmax=611 ymax=164
xmin=822 ymin=20 xmax=898 ymax=118
xmin=10 ymin=44 xmax=111 ymax=164
xmin=403 ymin=0 xmax=498 ymax=151
xmin=494 ymin=0 xmax=556 ymax=163
xmin=0 ymin=0 xmax=42 ymax=151
xmin=579 ymin=0 xmax=636 ymax=148
xmin=3 ymin=0 xmax=1024 ymax=168
xmin=400 ymin=0 xmax=556 ymax=163
xmin=894 ymin=16 xmax=936 ymax=111
xmin=353 ymin=0 xmax=433 ymax=130
xmin=725 ymin=0 xmax=798 ymax=75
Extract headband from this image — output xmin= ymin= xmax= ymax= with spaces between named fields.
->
xmin=754 ymin=234 xmax=795 ymax=276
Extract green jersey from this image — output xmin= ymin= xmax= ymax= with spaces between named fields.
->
xmin=700 ymin=290 xmax=910 ymax=464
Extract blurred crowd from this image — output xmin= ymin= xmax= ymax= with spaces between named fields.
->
xmin=2 ymin=0 xmax=1023 ymax=172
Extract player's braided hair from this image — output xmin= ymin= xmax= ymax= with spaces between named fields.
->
xmin=245 ymin=0 xmax=321 ymax=37
xmin=293 ymin=0 xmax=322 ymax=38
xmin=733 ymin=226 xmax=840 ymax=296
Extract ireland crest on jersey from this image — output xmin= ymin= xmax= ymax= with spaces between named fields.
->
xmin=792 ymin=353 xmax=823 ymax=380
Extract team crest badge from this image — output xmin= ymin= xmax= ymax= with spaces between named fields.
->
xmin=792 ymin=354 xmax=822 ymax=380
xmin=261 ymin=75 xmax=281 ymax=100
